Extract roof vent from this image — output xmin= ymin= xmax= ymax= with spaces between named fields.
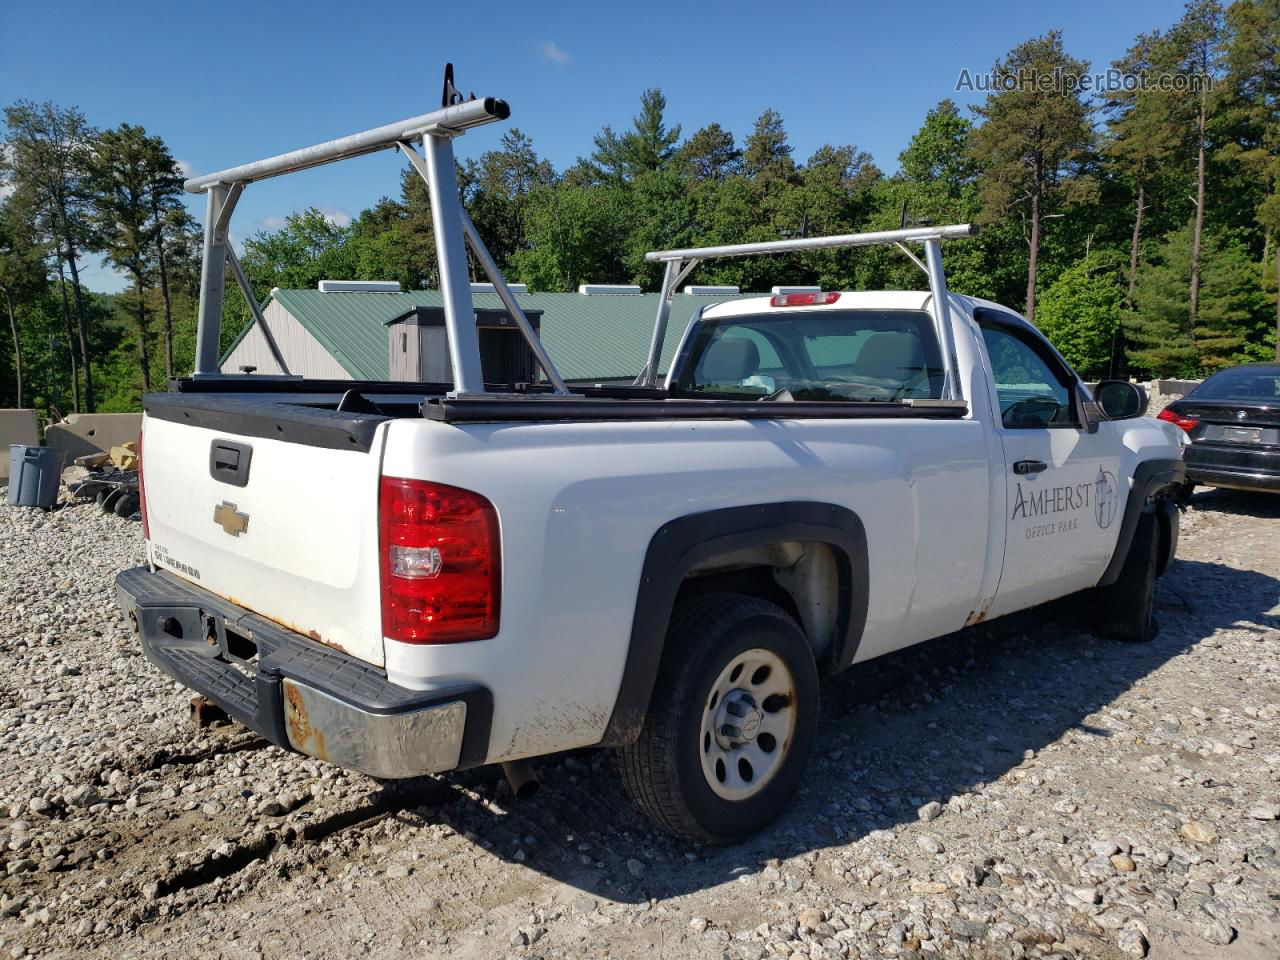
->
xmin=317 ymin=280 xmax=401 ymax=293
xmin=683 ymin=285 xmax=740 ymax=295
xmin=771 ymin=285 xmax=821 ymax=295
xmin=578 ymin=284 xmax=642 ymax=295
xmin=471 ymin=282 xmax=528 ymax=294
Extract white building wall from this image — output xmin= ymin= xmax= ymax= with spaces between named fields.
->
xmin=220 ymin=299 xmax=351 ymax=378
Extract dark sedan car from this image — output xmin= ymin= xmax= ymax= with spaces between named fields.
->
xmin=1159 ymin=363 xmax=1280 ymax=494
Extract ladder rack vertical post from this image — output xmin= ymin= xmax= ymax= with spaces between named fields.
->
xmin=922 ymin=238 xmax=964 ymax=403
xmin=194 ymin=184 xmax=235 ymax=376
xmin=422 ymin=132 xmax=486 ymax=396
xmin=639 ymin=259 xmax=682 ymax=387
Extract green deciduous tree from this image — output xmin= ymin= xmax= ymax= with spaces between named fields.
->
xmin=1035 ymin=254 xmax=1127 ymax=379
xmin=513 ymin=183 xmax=630 ymax=291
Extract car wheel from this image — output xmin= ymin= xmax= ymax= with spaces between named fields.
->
xmin=616 ymin=592 xmax=818 ymax=844
xmin=1094 ymin=511 xmax=1159 ymax=642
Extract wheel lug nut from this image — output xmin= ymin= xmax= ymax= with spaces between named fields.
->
xmin=721 ymin=724 xmax=740 ymax=739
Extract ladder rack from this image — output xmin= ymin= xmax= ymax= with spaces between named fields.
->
xmin=636 ymin=223 xmax=978 ymax=402
xmin=185 ymin=65 xmax=568 ymax=396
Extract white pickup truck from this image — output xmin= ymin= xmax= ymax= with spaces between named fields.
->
xmin=115 ymin=79 xmax=1186 ymax=843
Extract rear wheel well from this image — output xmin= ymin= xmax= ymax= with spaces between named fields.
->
xmin=676 ymin=540 xmax=842 ymax=665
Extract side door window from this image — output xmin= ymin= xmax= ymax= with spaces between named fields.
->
xmin=980 ymin=324 xmax=1077 ymax=428
xmin=977 ymin=315 xmax=1123 ymax=618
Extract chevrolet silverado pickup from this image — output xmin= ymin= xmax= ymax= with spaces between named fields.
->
xmin=114 ymin=79 xmax=1186 ymax=842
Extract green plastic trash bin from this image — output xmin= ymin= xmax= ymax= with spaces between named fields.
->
xmin=7 ymin=444 xmax=66 ymax=509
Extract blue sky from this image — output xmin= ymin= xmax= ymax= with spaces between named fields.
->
xmin=2 ymin=0 xmax=1188 ymax=293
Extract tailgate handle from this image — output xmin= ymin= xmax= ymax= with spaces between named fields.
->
xmin=209 ymin=440 xmax=252 ymax=487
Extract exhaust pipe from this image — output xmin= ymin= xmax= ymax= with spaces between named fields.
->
xmin=501 ymin=759 xmax=540 ymax=799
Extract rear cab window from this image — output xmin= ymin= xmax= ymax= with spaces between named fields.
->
xmin=675 ymin=309 xmax=945 ymax=402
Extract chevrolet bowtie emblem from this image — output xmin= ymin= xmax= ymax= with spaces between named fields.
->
xmin=213 ymin=501 xmax=250 ymax=537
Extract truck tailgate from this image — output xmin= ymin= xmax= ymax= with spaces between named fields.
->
xmin=141 ymin=410 xmax=387 ymax=666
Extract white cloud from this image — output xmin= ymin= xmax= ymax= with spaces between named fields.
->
xmin=175 ymin=159 xmax=197 ymax=178
xmin=319 ymin=207 xmax=352 ymax=228
xmin=260 ymin=207 xmax=352 ymax=233
xmin=540 ymin=40 xmax=570 ymax=65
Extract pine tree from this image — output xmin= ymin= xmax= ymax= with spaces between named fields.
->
xmin=140 ymin=132 xmax=185 ymax=379
xmin=2 ymin=100 xmax=98 ymax=409
xmin=589 ymin=89 xmax=681 ymax=183
xmin=86 ymin=124 xmax=160 ymax=391
xmin=1131 ymin=221 xmax=1269 ymax=373
xmin=1172 ymin=0 xmax=1228 ymax=345
xmin=1101 ymin=31 xmax=1187 ymax=304
xmin=742 ymin=109 xmax=796 ymax=186
xmin=968 ymin=32 xmax=1096 ymax=323
xmin=1225 ymin=0 xmax=1280 ymax=358
xmin=677 ymin=124 xmax=741 ymax=182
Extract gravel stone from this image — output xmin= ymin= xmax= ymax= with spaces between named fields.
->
xmin=2 ymin=482 xmax=1279 ymax=959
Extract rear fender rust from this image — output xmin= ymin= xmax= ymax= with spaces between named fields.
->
xmin=964 ymin=597 xmax=994 ymax=627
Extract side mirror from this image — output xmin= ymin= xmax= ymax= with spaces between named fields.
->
xmin=1093 ymin=380 xmax=1148 ymax=420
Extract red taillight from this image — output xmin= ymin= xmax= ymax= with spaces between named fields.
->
xmin=378 ymin=477 xmax=500 ymax=644
xmin=137 ymin=430 xmax=150 ymax=539
xmin=1157 ymin=408 xmax=1199 ymax=432
xmin=769 ymin=291 xmax=840 ymax=307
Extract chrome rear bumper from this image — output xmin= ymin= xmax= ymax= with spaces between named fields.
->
xmin=115 ymin=566 xmax=492 ymax=778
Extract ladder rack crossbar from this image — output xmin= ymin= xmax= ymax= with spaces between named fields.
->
xmin=644 ymin=223 xmax=976 ymax=263
xmin=183 ymin=97 xmax=509 ymax=193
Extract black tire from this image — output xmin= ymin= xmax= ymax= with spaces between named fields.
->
xmin=114 ymin=493 xmax=140 ymax=517
xmin=1094 ymin=511 xmax=1159 ymax=642
xmin=616 ymin=592 xmax=819 ymax=844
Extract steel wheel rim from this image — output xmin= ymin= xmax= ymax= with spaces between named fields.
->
xmin=698 ymin=647 xmax=797 ymax=801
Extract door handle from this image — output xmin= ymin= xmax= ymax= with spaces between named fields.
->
xmin=1013 ymin=459 xmax=1047 ymax=475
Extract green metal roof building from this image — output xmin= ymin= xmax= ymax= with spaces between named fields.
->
xmin=220 ymin=284 xmax=759 ymax=383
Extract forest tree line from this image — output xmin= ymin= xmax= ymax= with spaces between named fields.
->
xmin=2 ymin=0 xmax=1278 ymax=414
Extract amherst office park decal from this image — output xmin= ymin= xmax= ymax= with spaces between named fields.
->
xmin=1012 ymin=465 xmax=1119 ymax=540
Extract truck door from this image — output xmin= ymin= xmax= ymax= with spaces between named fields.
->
xmin=977 ymin=312 xmax=1123 ymax=618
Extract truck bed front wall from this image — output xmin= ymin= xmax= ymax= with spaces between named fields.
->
xmin=380 ymin=416 xmax=991 ymax=763
xmin=142 ymin=415 xmax=387 ymax=666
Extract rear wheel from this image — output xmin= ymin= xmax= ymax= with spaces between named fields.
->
xmin=1093 ymin=511 xmax=1159 ymax=642
xmin=617 ymin=593 xmax=818 ymax=844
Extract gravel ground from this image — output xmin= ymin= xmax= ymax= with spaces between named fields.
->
xmin=0 ymin=486 xmax=1278 ymax=960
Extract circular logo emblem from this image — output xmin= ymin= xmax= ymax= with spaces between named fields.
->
xmin=1094 ymin=468 xmax=1118 ymax=529
xmin=740 ymin=711 xmax=762 ymax=741
xmin=1237 ymin=410 xmax=1248 ymax=421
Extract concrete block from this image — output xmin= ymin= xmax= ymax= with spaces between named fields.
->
xmin=44 ymin=413 xmax=142 ymax=462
